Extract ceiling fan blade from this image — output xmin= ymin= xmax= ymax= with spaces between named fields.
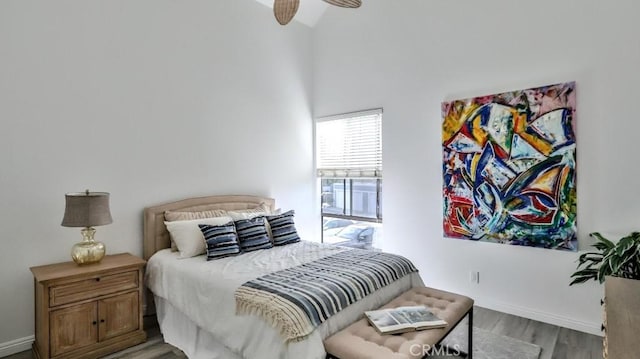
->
xmin=322 ymin=0 xmax=362 ymax=8
xmin=274 ymin=0 xmax=300 ymax=25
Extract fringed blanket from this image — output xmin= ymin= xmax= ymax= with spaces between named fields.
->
xmin=235 ymin=249 xmax=418 ymax=342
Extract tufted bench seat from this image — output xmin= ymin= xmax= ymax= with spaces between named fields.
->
xmin=324 ymin=287 xmax=474 ymax=359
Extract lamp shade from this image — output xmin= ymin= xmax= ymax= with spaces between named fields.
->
xmin=61 ymin=191 xmax=113 ymax=227
xmin=322 ymin=0 xmax=362 ymax=8
xmin=274 ymin=0 xmax=299 ymax=25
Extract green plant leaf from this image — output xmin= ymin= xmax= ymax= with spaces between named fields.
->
xmin=578 ymin=253 xmax=602 ymax=263
xmin=593 ymin=242 xmax=611 ymax=251
xmin=571 ymin=232 xmax=640 ymax=285
xmin=591 ymin=232 xmax=614 ymax=249
xmin=610 ymin=255 xmax=623 ymax=274
xmin=617 ymin=236 xmax=634 ymax=256
xmin=570 ymin=268 xmax=598 ymax=278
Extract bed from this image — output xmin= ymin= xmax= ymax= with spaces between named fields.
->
xmin=143 ymin=195 xmax=424 ymax=359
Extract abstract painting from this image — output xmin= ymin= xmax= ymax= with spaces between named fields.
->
xmin=442 ymin=82 xmax=577 ymax=251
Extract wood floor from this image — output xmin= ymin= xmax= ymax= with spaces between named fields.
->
xmin=471 ymin=307 xmax=603 ymax=359
xmin=7 ymin=307 xmax=603 ymax=359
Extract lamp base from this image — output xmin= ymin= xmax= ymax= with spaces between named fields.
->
xmin=71 ymin=227 xmax=106 ymax=265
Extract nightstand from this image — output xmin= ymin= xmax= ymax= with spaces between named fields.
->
xmin=30 ymin=253 xmax=147 ymax=359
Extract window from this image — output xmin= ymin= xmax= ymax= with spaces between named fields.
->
xmin=316 ymin=109 xmax=383 ymax=250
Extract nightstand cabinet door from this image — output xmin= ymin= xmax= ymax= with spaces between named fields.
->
xmin=49 ymin=302 xmax=98 ymax=357
xmin=99 ymin=291 xmax=139 ymax=341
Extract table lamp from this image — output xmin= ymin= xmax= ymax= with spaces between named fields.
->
xmin=61 ymin=190 xmax=113 ymax=265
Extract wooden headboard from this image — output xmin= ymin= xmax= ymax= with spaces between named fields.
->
xmin=143 ymin=195 xmax=275 ymax=260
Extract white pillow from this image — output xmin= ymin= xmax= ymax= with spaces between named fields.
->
xmin=164 ymin=209 xmax=228 ymax=221
xmin=227 ymin=207 xmax=281 ymax=221
xmin=227 ymin=211 xmax=267 ymax=221
xmin=164 ymin=216 xmax=233 ymax=259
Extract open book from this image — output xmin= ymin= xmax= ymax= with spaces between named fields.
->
xmin=365 ymin=305 xmax=447 ymax=335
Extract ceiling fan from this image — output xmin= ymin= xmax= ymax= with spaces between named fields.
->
xmin=273 ymin=0 xmax=362 ymax=25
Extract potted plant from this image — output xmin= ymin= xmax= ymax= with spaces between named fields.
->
xmin=570 ymin=231 xmax=640 ymax=359
xmin=570 ymin=232 xmax=640 ymax=285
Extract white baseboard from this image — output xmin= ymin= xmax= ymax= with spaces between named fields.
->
xmin=0 ymin=335 xmax=34 ymax=358
xmin=475 ymin=297 xmax=603 ymax=337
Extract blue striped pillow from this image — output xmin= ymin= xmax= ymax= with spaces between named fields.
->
xmin=199 ymin=223 xmax=241 ymax=260
xmin=266 ymin=210 xmax=300 ymax=246
xmin=235 ymin=216 xmax=273 ymax=252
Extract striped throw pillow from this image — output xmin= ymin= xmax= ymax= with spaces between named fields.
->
xmin=235 ymin=216 xmax=273 ymax=252
xmin=199 ymin=223 xmax=241 ymax=260
xmin=266 ymin=210 xmax=301 ymax=246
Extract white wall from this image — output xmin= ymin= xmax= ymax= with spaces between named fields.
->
xmin=0 ymin=0 xmax=315 ymax=349
xmin=313 ymin=0 xmax=640 ymax=335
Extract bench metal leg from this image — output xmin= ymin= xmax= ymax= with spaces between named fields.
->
xmin=467 ymin=306 xmax=473 ymax=359
xmin=424 ymin=305 xmax=474 ymax=358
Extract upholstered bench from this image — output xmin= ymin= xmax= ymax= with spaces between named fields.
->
xmin=324 ymin=287 xmax=474 ymax=359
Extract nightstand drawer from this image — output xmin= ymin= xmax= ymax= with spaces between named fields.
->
xmin=50 ymin=270 xmax=138 ymax=307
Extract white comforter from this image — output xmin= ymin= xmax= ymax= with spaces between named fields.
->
xmin=146 ymin=241 xmax=423 ymax=359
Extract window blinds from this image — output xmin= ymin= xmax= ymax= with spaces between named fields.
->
xmin=316 ymin=109 xmax=382 ymax=178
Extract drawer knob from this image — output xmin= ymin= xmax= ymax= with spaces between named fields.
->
xmin=92 ymin=321 xmax=97 ymax=325
xmin=95 ymin=278 xmax=101 ymax=282
xmin=100 ymin=319 xmax=105 ymax=323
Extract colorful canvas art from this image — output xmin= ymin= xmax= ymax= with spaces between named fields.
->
xmin=442 ymin=82 xmax=577 ymax=251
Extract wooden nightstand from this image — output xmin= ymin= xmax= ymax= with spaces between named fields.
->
xmin=30 ymin=253 xmax=147 ymax=359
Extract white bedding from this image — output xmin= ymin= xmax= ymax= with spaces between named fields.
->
xmin=146 ymin=241 xmax=424 ymax=359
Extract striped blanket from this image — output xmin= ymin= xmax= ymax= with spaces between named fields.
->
xmin=235 ymin=249 xmax=418 ymax=342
